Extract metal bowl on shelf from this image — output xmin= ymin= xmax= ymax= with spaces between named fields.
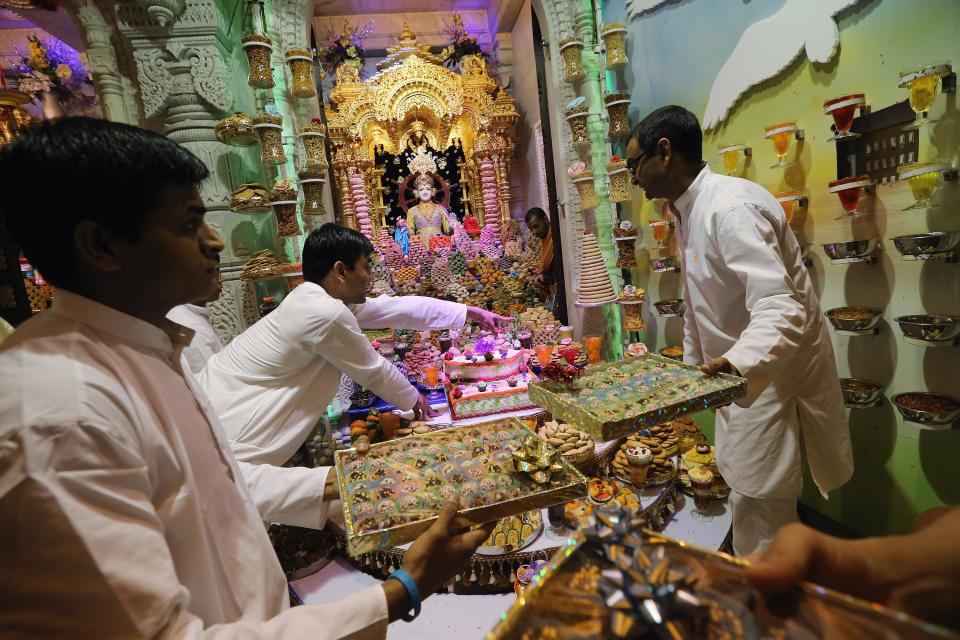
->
xmin=891 ymin=231 xmax=960 ymax=257
xmin=822 ymin=238 xmax=878 ymax=260
xmin=840 ymin=378 xmax=884 ymax=406
xmin=654 ymin=298 xmax=686 ymax=316
xmin=894 ymin=314 xmax=960 ymax=342
xmin=649 ymin=256 xmax=678 ymax=271
xmin=892 ymin=392 xmax=960 ymax=427
xmin=659 ymin=346 xmax=683 ymax=361
xmin=825 ymin=306 xmax=883 ymax=332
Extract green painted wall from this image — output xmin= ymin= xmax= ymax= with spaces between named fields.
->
xmin=603 ymin=0 xmax=960 ymax=535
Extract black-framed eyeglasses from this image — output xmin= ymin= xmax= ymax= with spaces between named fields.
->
xmin=626 ymin=153 xmax=648 ymax=173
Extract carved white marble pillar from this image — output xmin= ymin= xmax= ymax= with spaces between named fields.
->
xmin=113 ymin=0 xmax=257 ymax=342
xmin=67 ymin=0 xmax=139 ymax=124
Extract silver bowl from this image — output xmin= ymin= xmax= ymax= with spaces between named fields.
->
xmin=840 ymin=378 xmax=884 ymax=405
xmin=654 ymin=298 xmax=686 ymax=315
xmin=891 ymin=231 xmax=960 ymax=257
xmin=825 ymin=306 xmax=883 ymax=332
xmin=892 ymin=392 xmax=960 ymax=426
xmin=894 ymin=314 xmax=960 ymax=342
xmin=822 ymin=238 xmax=878 ymax=260
xmin=649 ymin=256 xmax=678 ymax=271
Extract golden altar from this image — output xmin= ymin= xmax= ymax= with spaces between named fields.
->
xmin=324 ymin=25 xmax=519 ymax=240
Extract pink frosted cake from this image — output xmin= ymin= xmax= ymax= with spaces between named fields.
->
xmin=444 ymin=349 xmax=538 ymax=419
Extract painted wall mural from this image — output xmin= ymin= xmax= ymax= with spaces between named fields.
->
xmin=702 ymin=0 xmax=860 ymax=130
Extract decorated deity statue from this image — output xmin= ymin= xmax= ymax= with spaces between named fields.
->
xmin=407 ymin=173 xmax=451 ymax=241
xmin=394 ymin=218 xmax=411 ymax=255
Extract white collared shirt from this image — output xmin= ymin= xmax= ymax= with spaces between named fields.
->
xmin=167 ymin=303 xmax=224 ymax=375
xmin=0 ymin=290 xmax=389 ymax=638
xmin=672 ymin=165 xmax=853 ymax=499
xmin=199 ymin=283 xmax=467 ymax=467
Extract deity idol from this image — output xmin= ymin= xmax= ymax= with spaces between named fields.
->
xmin=407 ymin=174 xmax=451 ymax=241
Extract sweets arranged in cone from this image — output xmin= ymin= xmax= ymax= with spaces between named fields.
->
xmin=612 ymin=425 xmax=679 ymax=487
xmin=576 ymin=232 xmax=617 ymax=305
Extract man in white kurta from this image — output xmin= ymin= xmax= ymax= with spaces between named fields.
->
xmin=628 ymin=106 xmax=853 ymax=555
xmin=0 ymin=291 xmax=390 ymax=637
xmin=200 ymin=285 xmax=467 ymax=466
xmin=167 ymin=301 xmax=224 ymax=375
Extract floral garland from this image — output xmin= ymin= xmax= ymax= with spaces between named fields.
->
xmin=316 ymin=19 xmax=373 ymax=76
xmin=440 ymin=13 xmax=486 ymax=69
xmin=12 ymin=35 xmax=95 ymax=110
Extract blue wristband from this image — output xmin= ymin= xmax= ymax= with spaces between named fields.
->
xmin=386 ymin=568 xmax=422 ymax=622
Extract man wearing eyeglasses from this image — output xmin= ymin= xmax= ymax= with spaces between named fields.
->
xmin=626 ymin=105 xmax=853 ymax=557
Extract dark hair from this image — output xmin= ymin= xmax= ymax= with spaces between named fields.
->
xmin=0 ymin=117 xmax=209 ymax=287
xmin=303 ymin=223 xmax=375 ymax=284
xmin=630 ymin=105 xmax=703 ymax=165
xmin=525 ymin=207 xmax=548 ymax=223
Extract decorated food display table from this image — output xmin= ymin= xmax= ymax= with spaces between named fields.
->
xmin=291 ymin=396 xmax=732 ymax=638
xmin=292 ymin=494 xmax=731 ymax=640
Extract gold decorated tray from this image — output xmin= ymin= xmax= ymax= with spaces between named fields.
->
xmin=335 ymin=418 xmax=587 ymax=556
xmin=528 ymin=354 xmax=746 ymax=441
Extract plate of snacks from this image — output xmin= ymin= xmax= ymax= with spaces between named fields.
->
xmin=476 ymin=510 xmax=543 ymax=556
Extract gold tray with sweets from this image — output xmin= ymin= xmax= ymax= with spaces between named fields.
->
xmin=528 ymin=354 xmax=746 ymax=442
xmin=335 ymin=418 xmax=587 ymax=556
xmin=488 ymin=520 xmax=954 ymax=640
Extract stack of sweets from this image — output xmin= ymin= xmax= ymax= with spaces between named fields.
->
xmin=569 ymin=161 xmax=599 ymax=210
xmin=407 ymin=237 xmax=430 ymax=267
xmin=539 ymin=420 xmax=595 ymax=467
xmin=241 ymin=34 xmax=274 ymax=88
xmin=269 ymin=179 xmax=301 ymax=237
xmin=576 ymin=232 xmax=617 ymax=306
xmin=347 ymin=167 xmax=373 ymax=239
xmin=607 ymin=156 xmax=631 ymax=202
xmin=403 ymin=342 xmax=442 ymax=380
xmin=479 ymin=158 xmax=501 ymax=235
xmin=613 ymin=429 xmax=677 ymax=486
xmin=253 ymin=113 xmax=286 ymax=167
xmin=445 ymin=281 xmax=470 ymax=303
xmin=374 ymin=227 xmax=394 ymax=254
xmin=452 ymin=222 xmax=472 ymax=249
xmin=430 ymin=256 xmax=453 ymax=289
xmin=461 ymin=241 xmax=481 ymax=262
xmin=613 ymin=220 xmax=638 ymax=267
xmin=563 ymin=97 xmax=590 ymax=147
xmin=368 ymin=278 xmax=395 ymax=297
xmin=447 ymin=250 xmax=468 ymax=275
xmin=394 ymin=264 xmax=420 ymax=284
xmin=298 ymin=167 xmax=326 ymax=216
xmin=481 ymin=242 xmax=502 ymax=262
xmin=299 ymin=120 xmax=327 ymax=168
xmin=478 ymin=224 xmax=500 ymax=252
xmin=619 ymin=284 xmax=646 ymax=332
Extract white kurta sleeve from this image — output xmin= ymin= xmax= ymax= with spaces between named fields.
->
xmin=715 ymin=204 xmax=806 ymax=406
xmin=0 ymin=421 xmax=388 ymax=640
xmin=352 ymin=295 xmax=467 ymax=330
xmin=316 ymin=308 xmax=420 ymax=411
xmin=236 ymin=461 xmax=332 ymax=529
xmin=680 ymin=287 xmax=704 ymax=366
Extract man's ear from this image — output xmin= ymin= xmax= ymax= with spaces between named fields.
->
xmin=73 ymin=220 xmax=125 ymax=274
xmin=331 ymin=260 xmax=347 ymax=281
xmin=658 ymin=137 xmax=672 ymax=167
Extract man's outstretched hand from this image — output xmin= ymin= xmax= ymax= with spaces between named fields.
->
xmin=699 ymin=356 xmax=739 ymax=376
xmin=413 ymin=394 xmax=439 ymax=421
xmin=466 ymin=306 xmax=512 ymax=333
